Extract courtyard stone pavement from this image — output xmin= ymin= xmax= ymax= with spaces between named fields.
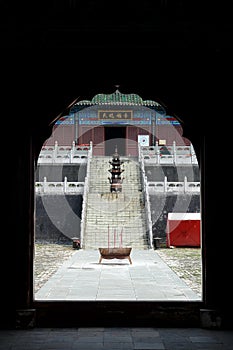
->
xmin=1 ymin=246 xmax=231 ymax=349
xmin=34 ymin=244 xmax=202 ymax=301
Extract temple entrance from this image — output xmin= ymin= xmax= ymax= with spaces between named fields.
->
xmin=105 ymin=126 xmax=126 ymax=156
xmin=33 ymin=90 xmax=202 ymax=318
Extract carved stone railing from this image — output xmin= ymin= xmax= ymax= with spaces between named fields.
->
xmin=40 ymin=178 xmax=200 ymax=197
xmin=141 ymin=141 xmax=198 ymax=165
xmin=38 ymin=141 xmax=90 ymax=164
xmin=147 ymin=177 xmax=200 ymax=193
xmin=138 ymin=144 xmax=153 ymax=249
xmin=80 ymin=141 xmax=93 ymax=248
xmin=35 ymin=177 xmax=84 ymax=194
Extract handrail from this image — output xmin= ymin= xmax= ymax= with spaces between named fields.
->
xmin=35 ymin=178 xmax=84 ymax=194
xmin=147 ymin=178 xmax=200 ymax=193
xmin=38 ymin=140 xmax=89 ymax=164
xmin=141 ymin=141 xmax=198 ymax=165
xmin=138 ymin=143 xmax=153 ymax=249
xmin=80 ymin=141 xmax=93 ymax=248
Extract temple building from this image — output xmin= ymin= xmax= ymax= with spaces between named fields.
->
xmin=45 ymin=89 xmax=190 ymax=156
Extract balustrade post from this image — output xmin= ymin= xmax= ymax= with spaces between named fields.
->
xmin=43 ymin=176 xmax=47 ymax=193
xmin=173 ymin=140 xmax=177 ymax=165
xmin=190 ymin=143 xmax=195 ymax=164
xmin=80 ymin=141 xmax=93 ymax=248
xmin=172 ymin=140 xmax=176 ymax=154
xmin=70 ymin=141 xmax=75 ymax=164
xmin=155 ymin=140 xmax=159 ymax=153
xmin=70 ymin=148 xmax=73 ymax=163
xmin=89 ymin=141 xmax=93 ymax=157
xmin=64 ymin=176 xmax=67 ymax=193
xmin=139 ymin=148 xmax=153 ymax=249
xmin=145 ymin=183 xmax=153 ymax=249
xmin=164 ymin=176 xmax=167 ymax=192
xmin=156 ymin=141 xmax=160 ymax=164
xmin=54 ymin=141 xmax=58 ymax=163
xmin=184 ymin=176 xmax=187 ymax=193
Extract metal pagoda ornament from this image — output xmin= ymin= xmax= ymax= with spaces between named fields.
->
xmin=108 ymin=145 xmax=124 ymax=192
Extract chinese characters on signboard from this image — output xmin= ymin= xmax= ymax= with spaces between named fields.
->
xmin=98 ymin=110 xmax=133 ymax=120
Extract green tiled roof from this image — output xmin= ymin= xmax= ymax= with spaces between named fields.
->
xmin=74 ymin=90 xmax=163 ymax=107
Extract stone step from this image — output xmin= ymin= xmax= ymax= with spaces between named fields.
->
xmin=85 ymin=218 xmax=146 ymax=224
xmin=84 ymin=232 xmax=146 ymax=238
xmin=83 ymin=156 xmax=149 ymax=249
xmin=86 ymin=206 xmax=145 ymax=213
xmin=83 ymin=238 xmax=149 ymax=249
xmin=85 ymin=220 xmax=146 ymax=226
xmin=86 ymin=214 xmax=145 ymax=220
xmin=84 ymin=224 xmax=146 ymax=232
xmin=85 ymin=229 xmax=145 ymax=235
xmin=84 ymin=238 xmax=147 ymax=246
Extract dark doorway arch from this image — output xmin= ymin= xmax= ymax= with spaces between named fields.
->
xmin=1 ymin=1 xmax=233 ymax=328
xmin=29 ymin=83 xmax=205 ymax=327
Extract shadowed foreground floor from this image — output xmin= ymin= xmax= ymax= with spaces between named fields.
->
xmin=1 ymin=327 xmax=233 ymax=350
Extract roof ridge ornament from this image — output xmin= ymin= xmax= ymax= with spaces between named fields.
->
xmin=71 ymin=90 xmax=167 ymax=114
xmin=114 ymin=84 xmax=120 ymax=94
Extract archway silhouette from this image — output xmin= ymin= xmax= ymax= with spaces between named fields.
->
xmin=32 ymin=90 xmax=202 ymax=314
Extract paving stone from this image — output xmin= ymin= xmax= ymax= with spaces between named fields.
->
xmin=34 ymin=245 xmax=202 ymax=301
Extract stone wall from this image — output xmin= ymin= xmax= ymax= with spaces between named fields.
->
xmin=36 ymin=164 xmax=87 ymax=182
xmin=145 ymin=165 xmax=200 ymax=182
xmin=36 ymin=194 xmax=83 ymax=243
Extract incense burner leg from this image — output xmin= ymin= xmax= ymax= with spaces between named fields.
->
xmin=99 ymin=256 xmax=102 ymax=264
xmin=128 ymin=256 xmax=132 ymax=264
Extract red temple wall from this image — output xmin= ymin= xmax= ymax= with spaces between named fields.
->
xmin=44 ymin=124 xmax=75 ymax=146
xmin=44 ymin=123 xmax=189 ymax=150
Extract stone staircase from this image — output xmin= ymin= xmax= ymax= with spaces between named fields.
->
xmin=82 ymin=156 xmax=149 ymax=249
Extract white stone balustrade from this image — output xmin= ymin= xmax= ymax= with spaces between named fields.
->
xmin=35 ymin=177 xmax=84 ymax=194
xmin=38 ymin=141 xmax=90 ymax=164
xmin=141 ymin=141 xmax=198 ymax=165
xmin=147 ymin=176 xmax=200 ymax=193
xmin=80 ymin=141 xmax=93 ymax=248
xmin=138 ymin=143 xmax=153 ymax=249
xmin=35 ymin=178 xmax=199 ymax=195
